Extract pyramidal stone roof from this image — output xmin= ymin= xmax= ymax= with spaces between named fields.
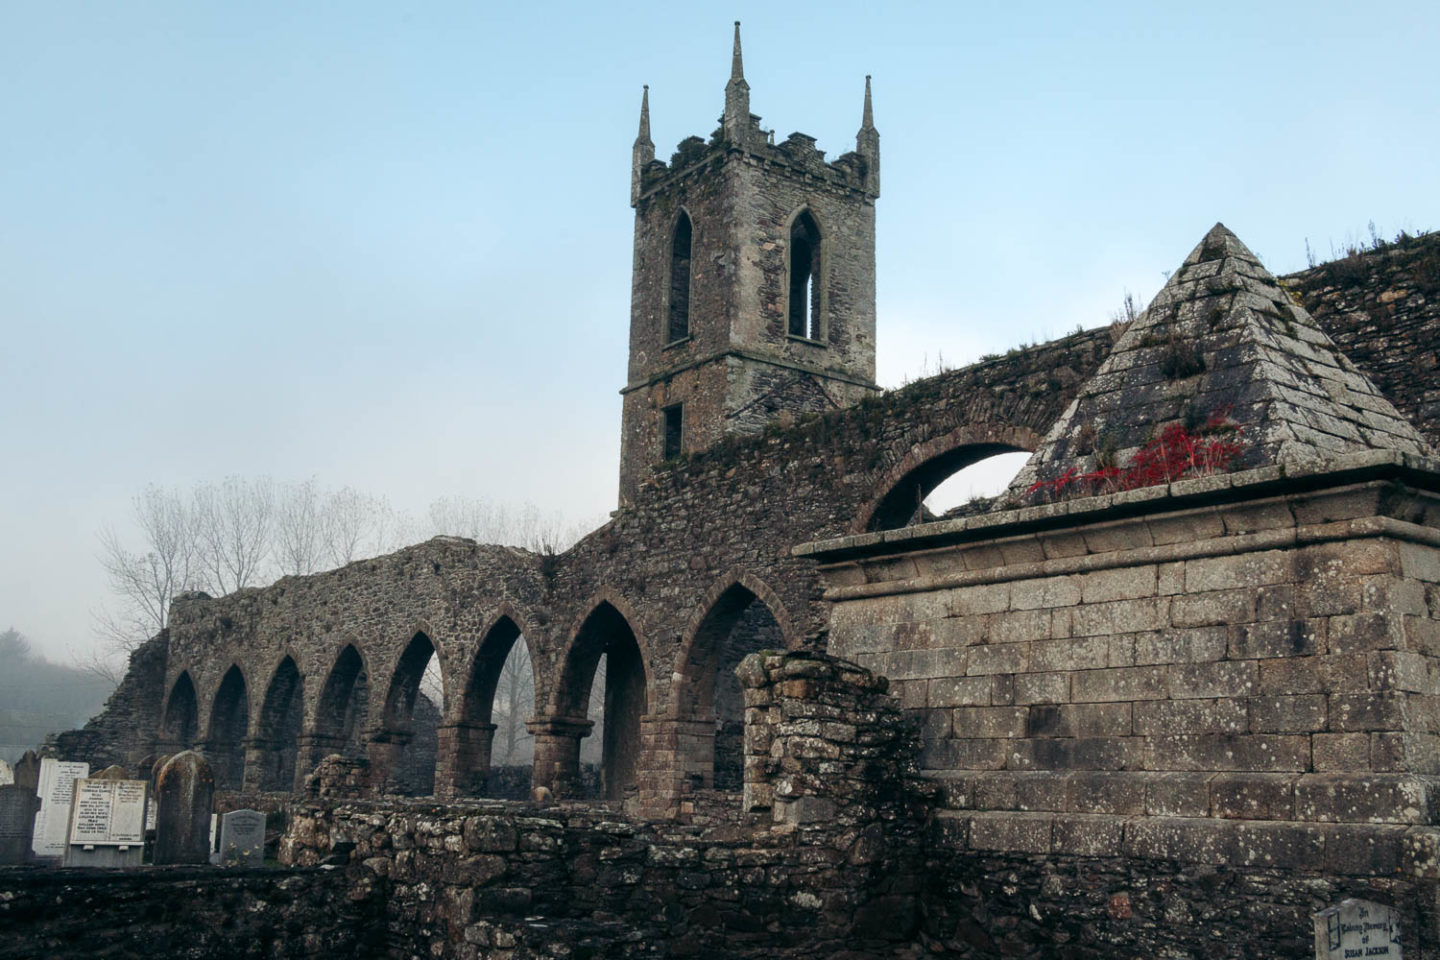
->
xmin=1008 ymin=223 xmax=1430 ymax=500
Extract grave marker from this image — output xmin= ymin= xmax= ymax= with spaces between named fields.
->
xmin=62 ymin=776 xmax=147 ymax=868
xmin=0 ymin=785 xmax=39 ymax=864
xmin=0 ymin=759 xmax=12 ymax=785
xmin=153 ymin=751 xmax=214 ymax=865
xmin=13 ymin=752 xmax=40 ymax=793
xmin=215 ymin=809 xmax=266 ymax=865
xmin=1314 ymin=899 xmax=1402 ymax=959
xmin=30 ymin=758 xmax=88 ymax=861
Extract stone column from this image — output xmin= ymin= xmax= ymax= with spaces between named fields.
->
xmin=434 ymin=721 xmax=497 ymax=800
xmin=153 ymin=751 xmax=215 ymax=865
xmin=527 ymin=717 xmax=592 ymax=799
xmin=632 ymin=715 xmax=716 ymax=817
xmin=240 ymin=736 xmax=274 ymax=793
xmin=364 ymin=729 xmax=413 ymax=796
xmin=293 ymin=734 xmax=344 ymax=793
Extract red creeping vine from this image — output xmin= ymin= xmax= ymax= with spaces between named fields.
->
xmin=1027 ymin=413 xmax=1243 ymax=502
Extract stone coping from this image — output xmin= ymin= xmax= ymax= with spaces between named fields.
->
xmin=927 ymin=770 xmax=1440 ymax=826
xmin=934 ymin=809 xmax=1440 ymax=878
xmin=796 ymin=450 xmax=1440 ymax=564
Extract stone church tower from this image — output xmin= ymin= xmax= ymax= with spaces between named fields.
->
xmin=618 ymin=24 xmax=881 ymax=506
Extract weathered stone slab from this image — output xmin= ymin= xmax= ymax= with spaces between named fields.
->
xmin=0 ymin=760 xmax=11 ymax=786
xmin=31 ymin=759 xmax=88 ymax=861
xmin=1313 ymin=898 xmax=1402 ymax=959
xmin=0 ymin=785 xmax=40 ymax=864
xmin=63 ymin=777 xmax=147 ymax=868
xmin=153 ymin=751 xmax=214 ymax=865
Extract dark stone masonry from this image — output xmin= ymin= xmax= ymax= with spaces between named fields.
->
xmin=17 ymin=25 xmax=1440 ymax=959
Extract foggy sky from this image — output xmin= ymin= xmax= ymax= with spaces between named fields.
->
xmin=4 ymin=1 xmax=1438 ymax=666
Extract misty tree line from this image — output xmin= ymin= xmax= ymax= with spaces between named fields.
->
xmin=97 ymin=477 xmax=607 ymax=766
xmin=0 ymin=628 xmax=112 ymax=763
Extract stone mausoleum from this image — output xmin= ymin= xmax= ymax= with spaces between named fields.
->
xmin=12 ymin=24 xmax=1440 ymax=960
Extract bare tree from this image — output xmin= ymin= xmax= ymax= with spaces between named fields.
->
xmin=492 ymin=642 xmax=535 ymax=764
xmin=274 ymin=479 xmax=325 ymax=577
xmin=193 ymin=476 xmax=275 ymax=594
xmin=96 ymin=484 xmax=201 ymax=654
xmin=322 ymin=486 xmax=404 ymax=568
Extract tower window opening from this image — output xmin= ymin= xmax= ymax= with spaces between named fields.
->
xmin=788 ymin=210 xmax=822 ymax=340
xmin=663 ymin=404 xmax=684 ymax=460
xmin=668 ymin=213 xmax=693 ymax=342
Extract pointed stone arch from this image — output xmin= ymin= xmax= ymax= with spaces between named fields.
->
xmin=371 ymin=630 xmax=446 ymax=796
xmin=547 ymin=592 xmax=651 ymax=800
xmin=254 ymin=654 xmax=304 ymax=792
xmin=442 ymin=607 xmax=542 ymax=797
xmin=309 ymin=643 xmax=370 ymax=772
xmin=786 ymin=206 xmax=824 ymax=340
xmin=159 ymin=671 xmax=198 ymax=752
xmin=854 ymin=425 xmax=1039 ymax=533
xmin=205 ymin=664 xmax=250 ymax=790
xmin=669 ymin=573 xmax=791 ymax=791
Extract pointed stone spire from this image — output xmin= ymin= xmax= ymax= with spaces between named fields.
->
xmin=723 ymin=21 xmax=752 ymax=144
xmin=856 ymin=74 xmax=880 ymax=196
xmin=730 ymin=20 xmax=744 ymax=81
xmin=1007 ymin=222 xmax=1430 ymax=500
xmin=631 ymin=85 xmax=655 ymax=208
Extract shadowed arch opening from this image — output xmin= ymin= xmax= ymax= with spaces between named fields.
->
xmin=160 ymin=672 xmax=198 ymax=750
xmin=314 ymin=644 xmax=369 ymax=763
xmin=675 ymin=584 xmax=785 ymax=791
xmin=378 ymin=632 xmax=444 ymax=796
xmin=864 ymin=441 xmax=1030 ymax=531
xmin=455 ymin=617 xmax=536 ymax=797
xmin=557 ymin=602 xmax=647 ymax=800
xmin=668 ymin=211 xmax=693 ymax=342
xmin=788 ymin=209 xmax=822 ymax=340
xmin=207 ymin=665 xmax=249 ymax=790
xmin=257 ymin=656 xmax=304 ymax=791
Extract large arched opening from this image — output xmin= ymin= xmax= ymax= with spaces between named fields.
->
xmin=207 ymin=665 xmax=249 ymax=791
xmin=313 ymin=644 xmax=369 ymax=762
xmin=454 ymin=616 xmax=536 ymax=797
xmin=375 ymin=632 xmax=445 ymax=796
xmin=256 ymin=656 xmax=304 ymax=792
xmin=556 ymin=602 xmax=647 ymax=800
xmin=675 ymin=581 xmax=787 ymax=791
xmin=860 ymin=435 xmax=1035 ymax=532
xmin=159 ymin=672 xmax=198 ymax=751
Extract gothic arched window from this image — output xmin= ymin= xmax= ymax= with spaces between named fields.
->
xmin=668 ymin=212 xmax=693 ymax=342
xmin=788 ymin=210 xmax=822 ymax=340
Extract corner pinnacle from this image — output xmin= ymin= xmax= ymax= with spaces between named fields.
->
xmin=731 ymin=21 xmax=744 ymax=81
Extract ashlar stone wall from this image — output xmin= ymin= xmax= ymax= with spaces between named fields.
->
xmin=803 ymin=453 xmax=1440 ymax=881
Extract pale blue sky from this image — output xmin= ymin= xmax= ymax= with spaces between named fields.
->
xmin=3 ymin=1 xmax=1437 ymax=661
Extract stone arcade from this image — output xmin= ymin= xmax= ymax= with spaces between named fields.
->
xmin=10 ymin=25 xmax=1440 ymax=960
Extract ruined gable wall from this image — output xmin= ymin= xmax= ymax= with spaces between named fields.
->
xmin=1288 ymin=232 xmax=1440 ymax=448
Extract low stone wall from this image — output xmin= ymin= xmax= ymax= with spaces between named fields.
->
xmin=919 ymin=835 xmax=1438 ymax=958
xmin=0 ymin=865 xmax=381 ymax=960
xmin=281 ymin=799 xmax=919 ymax=959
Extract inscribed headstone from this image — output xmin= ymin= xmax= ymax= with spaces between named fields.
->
xmin=153 ymin=751 xmax=214 ymax=865
xmin=0 ymin=760 xmax=12 ymax=785
xmin=1314 ymin=899 xmax=1402 ymax=959
xmin=0 ymin=785 xmax=40 ymax=864
xmin=30 ymin=759 xmax=88 ymax=860
xmin=63 ymin=777 xmax=147 ymax=868
xmin=216 ymin=809 xmax=266 ymax=865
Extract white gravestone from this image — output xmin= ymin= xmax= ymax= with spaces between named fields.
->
xmin=216 ymin=809 xmax=266 ymax=866
xmin=63 ymin=778 xmax=148 ymax=868
xmin=1314 ymin=898 xmax=1402 ymax=959
xmin=0 ymin=759 xmax=12 ymax=785
xmin=31 ymin=759 xmax=88 ymax=860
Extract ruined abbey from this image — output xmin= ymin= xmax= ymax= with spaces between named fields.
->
xmin=8 ymin=23 xmax=1440 ymax=960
